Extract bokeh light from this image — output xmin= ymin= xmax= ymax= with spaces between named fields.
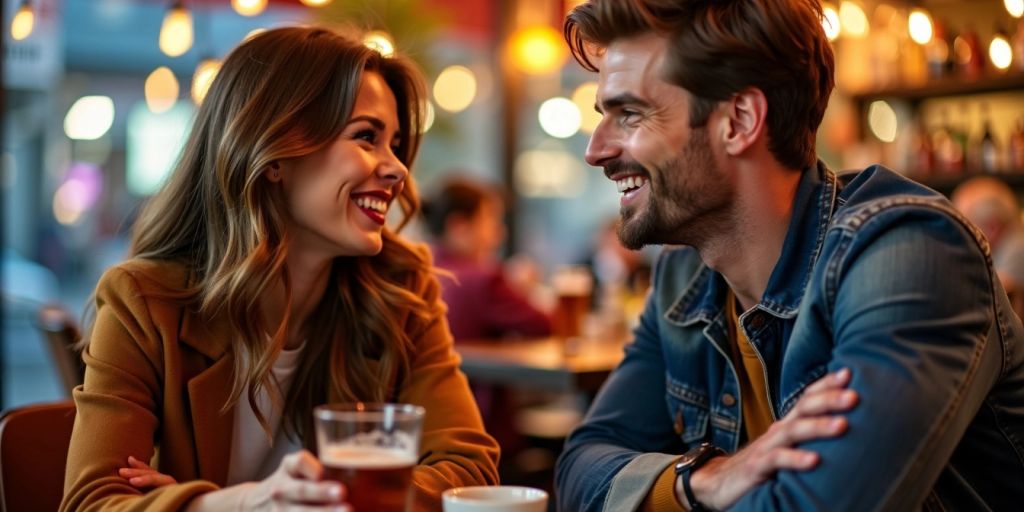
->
xmin=159 ymin=3 xmax=193 ymax=57
xmin=64 ymin=96 xmax=115 ymax=141
xmin=989 ymin=35 xmax=1013 ymax=70
xmin=839 ymin=1 xmax=869 ymax=38
xmin=509 ymin=26 xmax=568 ymax=74
xmin=571 ymin=82 xmax=601 ymax=134
xmin=538 ymin=97 xmax=582 ymax=139
xmin=145 ymin=66 xmax=179 ymax=114
xmin=363 ymin=31 xmax=395 ymax=58
xmin=433 ymin=65 xmax=477 ymax=113
xmin=908 ymin=9 xmax=933 ymax=45
xmin=232 ymin=0 xmax=267 ymax=17
xmin=822 ymin=3 xmax=841 ymax=41
xmin=191 ymin=59 xmax=221 ymax=104
xmin=868 ymin=100 xmax=898 ymax=143
xmin=11 ymin=2 xmax=34 ymax=41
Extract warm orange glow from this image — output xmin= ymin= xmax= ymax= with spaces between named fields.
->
xmin=509 ymin=25 xmax=568 ymax=75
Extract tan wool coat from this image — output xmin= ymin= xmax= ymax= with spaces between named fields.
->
xmin=61 ymin=258 xmax=500 ymax=511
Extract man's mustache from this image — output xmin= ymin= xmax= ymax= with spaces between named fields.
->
xmin=603 ymin=161 xmax=650 ymax=181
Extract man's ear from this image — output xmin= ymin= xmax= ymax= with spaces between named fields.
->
xmin=264 ymin=161 xmax=282 ymax=182
xmin=720 ymin=87 xmax=768 ymax=157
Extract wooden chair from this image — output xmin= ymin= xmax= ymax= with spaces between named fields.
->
xmin=35 ymin=305 xmax=85 ymax=395
xmin=0 ymin=400 xmax=76 ymax=512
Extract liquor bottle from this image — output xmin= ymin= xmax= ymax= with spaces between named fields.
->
xmin=926 ymin=19 xmax=951 ymax=79
xmin=909 ymin=115 xmax=934 ymax=177
xmin=1013 ymin=18 xmax=1024 ymax=71
xmin=976 ymin=103 xmax=1000 ymax=172
xmin=953 ymin=25 xmax=985 ymax=79
xmin=1009 ymin=118 xmax=1024 ymax=171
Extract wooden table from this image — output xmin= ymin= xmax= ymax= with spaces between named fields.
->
xmin=455 ymin=336 xmax=627 ymax=394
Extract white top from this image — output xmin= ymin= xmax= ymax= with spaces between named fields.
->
xmin=226 ymin=340 xmax=306 ymax=485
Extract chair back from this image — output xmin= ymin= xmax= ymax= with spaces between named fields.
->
xmin=35 ymin=305 xmax=85 ymax=394
xmin=0 ymin=401 xmax=76 ymax=512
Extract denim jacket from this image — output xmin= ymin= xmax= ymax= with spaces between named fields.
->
xmin=556 ymin=163 xmax=1024 ymax=512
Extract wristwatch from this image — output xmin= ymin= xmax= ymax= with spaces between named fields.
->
xmin=674 ymin=442 xmax=726 ymax=512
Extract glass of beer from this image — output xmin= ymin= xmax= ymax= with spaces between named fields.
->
xmin=314 ymin=403 xmax=425 ymax=512
xmin=551 ymin=265 xmax=594 ymax=338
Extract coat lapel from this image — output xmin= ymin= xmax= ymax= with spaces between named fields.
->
xmin=180 ymin=302 xmax=236 ymax=486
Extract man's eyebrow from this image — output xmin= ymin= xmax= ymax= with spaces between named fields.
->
xmin=598 ymin=93 xmax=651 ymax=113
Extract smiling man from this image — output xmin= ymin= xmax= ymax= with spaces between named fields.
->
xmin=555 ymin=1 xmax=1024 ymax=511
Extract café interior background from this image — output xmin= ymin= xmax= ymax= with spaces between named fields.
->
xmin=3 ymin=0 xmax=1024 ymax=407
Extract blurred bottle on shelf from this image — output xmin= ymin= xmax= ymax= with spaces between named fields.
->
xmin=909 ymin=115 xmax=934 ymax=177
xmin=973 ymin=103 xmax=1001 ymax=172
xmin=934 ymin=108 xmax=965 ymax=174
xmin=953 ymin=25 xmax=985 ymax=79
xmin=1009 ymin=119 xmax=1024 ymax=171
xmin=926 ymin=19 xmax=952 ymax=79
xmin=1013 ymin=18 xmax=1024 ymax=71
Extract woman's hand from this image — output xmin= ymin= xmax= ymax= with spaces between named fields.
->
xmin=187 ymin=450 xmax=350 ymax=511
xmin=119 ymin=456 xmax=177 ymax=488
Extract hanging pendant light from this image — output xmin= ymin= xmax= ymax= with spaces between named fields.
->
xmin=11 ymin=0 xmax=34 ymax=41
xmin=159 ymin=0 xmax=193 ymax=57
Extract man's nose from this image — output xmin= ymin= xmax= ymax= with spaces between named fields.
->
xmin=585 ymin=117 xmax=620 ymax=167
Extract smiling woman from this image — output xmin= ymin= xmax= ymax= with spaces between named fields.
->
xmin=60 ymin=26 xmax=498 ymax=512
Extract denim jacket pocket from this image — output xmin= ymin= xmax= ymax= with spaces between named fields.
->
xmin=666 ymin=377 xmax=711 ymax=444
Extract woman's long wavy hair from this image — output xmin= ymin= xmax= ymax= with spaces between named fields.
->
xmin=126 ymin=26 xmax=437 ymax=441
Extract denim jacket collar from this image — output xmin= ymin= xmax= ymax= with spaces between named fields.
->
xmin=666 ymin=161 xmax=838 ymax=326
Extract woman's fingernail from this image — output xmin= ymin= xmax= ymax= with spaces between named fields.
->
xmin=329 ymin=485 xmax=342 ymax=499
xmin=834 ymin=368 xmax=849 ymax=381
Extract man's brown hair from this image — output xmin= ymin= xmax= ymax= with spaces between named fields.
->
xmin=565 ymin=0 xmax=835 ymax=170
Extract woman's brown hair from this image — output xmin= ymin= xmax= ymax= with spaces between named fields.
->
xmin=122 ymin=26 xmax=437 ymax=441
xmin=565 ymin=0 xmax=835 ymax=170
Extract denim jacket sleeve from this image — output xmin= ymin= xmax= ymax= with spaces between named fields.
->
xmin=733 ymin=201 xmax=1005 ymax=511
xmin=555 ymin=254 xmax=686 ymax=512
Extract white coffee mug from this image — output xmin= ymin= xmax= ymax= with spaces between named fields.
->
xmin=442 ymin=486 xmax=548 ymax=512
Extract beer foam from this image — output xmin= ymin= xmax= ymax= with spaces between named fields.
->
xmin=321 ymin=444 xmax=417 ymax=469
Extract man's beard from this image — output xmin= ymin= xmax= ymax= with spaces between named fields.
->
xmin=615 ymin=128 xmax=724 ymax=250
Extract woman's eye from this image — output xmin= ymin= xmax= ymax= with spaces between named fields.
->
xmin=354 ymin=129 xmax=377 ymax=144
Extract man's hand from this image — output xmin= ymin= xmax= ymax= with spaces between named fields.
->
xmin=686 ymin=368 xmax=858 ymax=510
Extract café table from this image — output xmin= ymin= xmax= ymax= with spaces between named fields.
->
xmin=455 ymin=335 xmax=627 ymax=396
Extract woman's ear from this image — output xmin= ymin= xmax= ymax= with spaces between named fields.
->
xmin=264 ymin=161 xmax=282 ymax=182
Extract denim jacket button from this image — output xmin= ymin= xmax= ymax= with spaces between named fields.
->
xmin=721 ymin=393 xmax=737 ymax=407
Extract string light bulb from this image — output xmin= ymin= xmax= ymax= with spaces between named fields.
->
xmin=11 ymin=0 xmax=34 ymax=41
xmin=300 ymin=0 xmax=333 ymax=6
xmin=232 ymin=0 xmax=267 ymax=17
xmin=159 ymin=1 xmax=193 ymax=57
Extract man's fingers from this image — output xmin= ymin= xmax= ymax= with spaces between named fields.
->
xmin=271 ymin=480 xmax=345 ymax=504
xmin=801 ymin=368 xmax=851 ymax=395
xmin=126 ymin=456 xmax=151 ymax=469
xmin=794 ymin=389 xmax=858 ymax=417
xmin=283 ymin=450 xmax=324 ymax=481
xmin=765 ymin=448 xmax=819 ymax=472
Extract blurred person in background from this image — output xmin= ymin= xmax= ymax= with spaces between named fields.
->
xmin=61 ymin=26 xmax=498 ymax=512
xmin=952 ymin=176 xmax=1024 ymax=319
xmin=422 ymin=176 xmax=552 ymax=340
xmin=556 ymin=1 xmax=1024 ymax=511
xmin=421 ymin=177 xmax=553 ymax=471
